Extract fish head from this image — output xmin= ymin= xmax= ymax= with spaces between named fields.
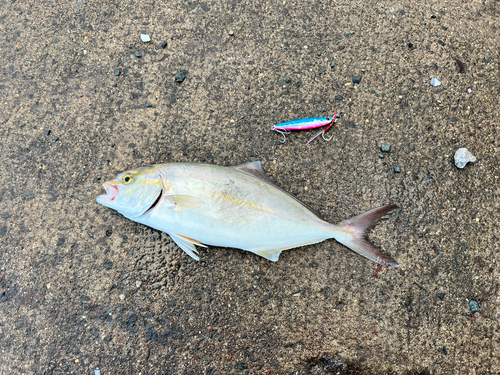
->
xmin=96 ymin=165 xmax=163 ymax=218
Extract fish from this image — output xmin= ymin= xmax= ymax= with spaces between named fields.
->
xmin=96 ymin=161 xmax=399 ymax=267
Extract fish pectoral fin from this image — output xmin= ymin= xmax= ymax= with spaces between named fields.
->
xmin=165 ymin=195 xmax=203 ymax=211
xmin=169 ymin=233 xmax=204 ymax=261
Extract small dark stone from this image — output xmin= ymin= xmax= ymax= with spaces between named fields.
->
xmin=334 ymin=95 xmax=343 ymax=101
xmin=437 ymin=293 xmax=445 ymax=301
xmin=379 ymin=153 xmax=385 ymax=159
xmin=128 ymin=143 xmax=136 ymax=148
xmin=175 ymin=71 xmax=187 ymax=83
xmin=146 ymin=102 xmax=153 ymax=107
xmin=438 ymin=346 xmax=448 ymax=355
xmin=352 ymin=75 xmax=362 ymax=84
xmin=161 ymin=41 xmax=167 ymax=49
xmin=114 ymin=69 xmax=121 ymax=76
xmin=128 ymin=313 xmax=138 ymax=326
xmin=106 ymin=229 xmax=113 ymax=237
xmin=407 ymin=42 xmax=414 ymax=49
xmin=468 ymin=299 xmax=479 ymax=313
xmin=284 ymin=77 xmax=291 ymax=83
xmin=151 ymin=282 xmax=162 ymax=290
xmin=53 ymin=136 xmax=59 ymax=141
xmin=237 ymin=363 xmax=248 ymax=370
xmin=431 ymin=14 xmax=437 ymax=19
xmin=113 ymin=83 xmax=117 ymax=87
xmin=450 ymin=117 xmax=458 ymax=122
xmin=311 ymin=262 xmax=318 ymax=268
xmin=380 ymin=144 xmax=391 ymax=152
xmin=81 ymin=295 xmax=90 ymax=301
xmin=330 ymin=62 xmax=336 ymax=68
xmin=46 ymin=130 xmax=51 ymax=136
xmin=438 ymin=40 xmax=445 ymax=46
xmin=393 ymin=166 xmax=401 ymax=173
xmin=134 ymin=51 xmax=142 ymax=58
xmin=57 ymin=237 xmax=65 ymax=246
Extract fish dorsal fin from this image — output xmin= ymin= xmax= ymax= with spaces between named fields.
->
xmin=230 ymin=161 xmax=323 ymax=219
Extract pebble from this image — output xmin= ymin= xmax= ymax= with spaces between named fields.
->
xmin=468 ymin=299 xmax=479 ymax=313
xmin=237 ymin=363 xmax=248 ymax=370
xmin=352 ymin=75 xmax=362 ymax=84
xmin=407 ymin=42 xmax=414 ymax=49
xmin=437 ymin=293 xmax=445 ymax=301
xmin=146 ymin=102 xmax=153 ymax=107
xmin=46 ymin=130 xmax=51 ymax=136
xmin=53 ymin=136 xmax=59 ymax=141
xmin=136 ymin=281 xmax=142 ymax=288
xmin=161 ymin=41 xmax=168 ymax=49
xmin=467 ymin=88 xmax=472 ymax=93
xmin=380 ymin=144 xmax=391 ymax=152
xmin=140 ymin=34 xmax=150 ymax=42
xmin=95 ymin=370 xmax=101 ymax=375
xmin=393 ymin=166 xmax=401 ymax=173
xmin=114 ymin=69 xmax=120 ymax=76
xmin=175 ymin=71 xmax=186 ymax=83
xmin=285 ymin=77 xmax=291 ymax=83
xmin=330 ymin=62 xmax=336 ymax=68
xmin=430 ymin=78 xmax=441 ymax=86
xmin=228 ymin=30 xmax=234 ymax=36
xmin=379 ymin=153 xmax=385 ymax=158
xmin=454 ymin=148 xmax=476 ymax=168
xmin=113 ymin=83 xmax=117 ymax=87
xmin=134 ymin=51 xmax=142 ymax=58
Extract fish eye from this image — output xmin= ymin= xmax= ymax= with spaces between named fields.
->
xmin=123 ymin=174 xmax=134 ymax=184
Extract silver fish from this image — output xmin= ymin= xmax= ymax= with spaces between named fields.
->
xmin=96 ymin=161 xmax=399 ymax=267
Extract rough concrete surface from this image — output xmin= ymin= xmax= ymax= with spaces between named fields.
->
xmin=0 ymin=0 xmax=499 ymax=374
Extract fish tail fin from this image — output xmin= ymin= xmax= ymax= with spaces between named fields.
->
xmin=332 ymin=205 xmax=399 ymax=267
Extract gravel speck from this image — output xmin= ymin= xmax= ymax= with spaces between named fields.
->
xmin=114 ymin=69 xmax=120 ymax=76
xmin=468 ymin=299 xmax=479 ymax=313
xmin=140 ymin=34 xmax=150 ymax=42
xmin=330 ymin=62 xmax=336 ymax=68
xmin=161 ymin=41 xmax=168 ymax=49
xmin=393 ymin=166 xmax=401 ymax=173
xmin=134 ymin=51 xmax=142 ymax=58
xmin=352 ymin=75 xmax=362 ymax=84
xmin=175 ymin=71 xmax=187 ymax=83
xmin=380 ymin=144 xmax=391 ymax=152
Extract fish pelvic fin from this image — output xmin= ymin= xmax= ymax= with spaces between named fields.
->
xmin=170 ymin=233 xmax=205 ymax=261
xmin=333 ymin=205 xmax=399 ymax=267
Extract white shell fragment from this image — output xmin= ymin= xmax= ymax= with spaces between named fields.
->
xmin=454 ymin=148 xmax=476 ymax=169
xmin=431 ymin=78 xmax=441 ymax=87
xmin=140 ymin=34 xmax=150 ymax=42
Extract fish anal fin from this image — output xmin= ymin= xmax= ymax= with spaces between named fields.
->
xmin=252 ymin=248 xmax=282 ymax=262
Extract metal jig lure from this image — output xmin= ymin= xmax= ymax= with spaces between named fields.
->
xmin=272 ymin=117 xmax=335 ymax=143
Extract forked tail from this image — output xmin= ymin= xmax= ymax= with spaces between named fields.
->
xmin=333 ymin=205 xmax=399 ymax=267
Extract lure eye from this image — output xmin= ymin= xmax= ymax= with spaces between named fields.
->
xmin=123 ymin=174 xmax=134 ymax=184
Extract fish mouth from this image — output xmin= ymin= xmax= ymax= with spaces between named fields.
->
xmin=96 ymin=182 xmax=119 ymax=205
xmin=142 ymin=189 xmax=163 ymax=215
xmin=104 ymin=182 xmax=120 ymax=201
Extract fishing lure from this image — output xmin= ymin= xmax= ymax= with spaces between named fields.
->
xmin=272 ymin=117 xmax=334 ymax=143
xmin=305 ymin=111 xmax=340 ymax=145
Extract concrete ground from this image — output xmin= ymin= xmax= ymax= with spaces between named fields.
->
xmin=0 ymin=0 xmax=499 ymax=374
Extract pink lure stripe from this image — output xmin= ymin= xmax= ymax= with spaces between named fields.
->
xmin=273 ymin=117 xmax=333 ymax=131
